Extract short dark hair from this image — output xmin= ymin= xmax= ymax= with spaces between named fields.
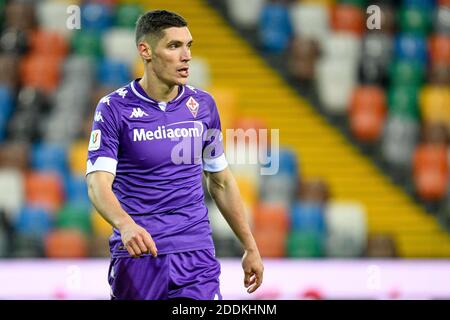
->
xmin=135 ymin=10 xmax=188 ymax=46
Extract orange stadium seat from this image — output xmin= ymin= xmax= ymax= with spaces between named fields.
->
xmin=29 ymin=30 xmax=69 ymax=57
xmin=331 ymin=4 xmax=364 ymax=36
xmin=253 ymin=203 xmax=289 ymax=234
xmin=253 ymin=227 xmax=286 ymax=257
xmin=25 ymin=171 xmax=64 ymax=213
xmin=413 ymin=144 xmax=449 ymax=201
xmin=44 ymin=229 xmax=88 ymax=258
xmin=207 ymin=86 xmax=238 ymax=132
xmin=20 ymin=53 xmax=62 ymax=94
xmin=429 ymin=35 xmax=450 ymax=65
xmin=349 ymin=86 xmax=387 ymax=142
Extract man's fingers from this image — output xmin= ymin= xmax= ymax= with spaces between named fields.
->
xmin=247 ymin=275 xmax=262 ymax=293
xmin=244 ymin=272 xmax=252 ymax=288
xmin=142 ymin=234 xmax=158 ymax=257
xmin=126 ymin=243 xmax=136 ymax=257
xmin=136 ymin=236 xmax=148 ymax=254
xmin=127 ymin=242 xmax=142 ymax=257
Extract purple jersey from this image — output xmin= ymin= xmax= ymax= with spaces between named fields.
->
xmin=86 ymin=79 xmax=227 ymax=257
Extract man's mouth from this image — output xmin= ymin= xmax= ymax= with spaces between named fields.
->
xmin=177 ymin=67 xmax=189 ymax=77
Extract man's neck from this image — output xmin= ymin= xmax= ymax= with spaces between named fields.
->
xmin=139 ymin=74 xmax=179 ymax=103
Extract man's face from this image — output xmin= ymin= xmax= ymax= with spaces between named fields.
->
xmin=150 ymin=26 xmax=192 ymax=86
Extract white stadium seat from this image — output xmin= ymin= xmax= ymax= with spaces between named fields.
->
xmin=290 ymin=3 xmax=330 ymax=47
xmin=226 ymin=0 xmax=265 ymax=29
xmin=187 ymin=57 xmax=211 ymax=90
xmin=325 ymin=201 xmax=368 ymax=257
xmin=102 ymin=28 xmax=139 ymax=67
xmin=0 ymin=168 xmax=24 ymax=223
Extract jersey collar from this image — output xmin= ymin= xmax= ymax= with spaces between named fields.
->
xmin=130 ymin=79 xmax=185 ymax=105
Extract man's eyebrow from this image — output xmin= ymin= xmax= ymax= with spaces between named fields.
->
xmin=167 ymin=39 xmax=193 ymax=45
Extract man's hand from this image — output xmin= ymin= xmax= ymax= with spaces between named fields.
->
xmin=119 ymin=221 xmax=158 ymax=258
xmin=242 ymin=248 xmax=264 ymax=294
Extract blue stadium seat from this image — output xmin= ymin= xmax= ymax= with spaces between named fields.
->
xmin=31 ymin=143 xmax=68 ymax=175
xmin=0 ymin=86 xmax=13 ymax=142
xmin=290 ymin=201 xmax=326 ymax=234
xmin=97 ymin=58 xmax=131 ymax=87
xmin=14 ymin=205 xmax=53 ymax=238
xmin=65 ymin=174 xmax=91 ymax=210
xmin=81 ymin=3 xmax=113 ymax=33
xmin=258 ymin=3 xmax=293 ymax=53
xmin=394 ymin=34 xmax=428 ymax=64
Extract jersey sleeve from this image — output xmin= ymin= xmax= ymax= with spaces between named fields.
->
xmin=86 ymin=97 xmax=121 ymax=176
xmin=202 ymin=96 xmax=228 ymax=172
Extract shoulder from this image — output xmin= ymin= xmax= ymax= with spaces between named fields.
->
xmin=184 ymin=85 xmax=217 ymax=108
xmin=96 ymin=84 xmax=132 ymax=115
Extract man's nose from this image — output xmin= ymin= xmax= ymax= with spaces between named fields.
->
xmin=181 ymin=47 xmax=191 ymax=61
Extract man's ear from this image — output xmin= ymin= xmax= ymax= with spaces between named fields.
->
xmin=138 ymin=42 xmax=152 ymax=61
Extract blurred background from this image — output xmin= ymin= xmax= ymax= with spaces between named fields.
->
xmin=0 ymin=0 xmax=449 ymax=299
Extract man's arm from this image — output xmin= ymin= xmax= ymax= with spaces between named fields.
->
xmin=205 ymin=167 xmax=264 ymax=294
xmin=86 ymin=171 xmax=157 ymax=258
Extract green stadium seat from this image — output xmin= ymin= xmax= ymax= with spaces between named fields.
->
xmin=389 ymin=60 xmax=425 ymax=86
xmin=70 ymin=31 xmax=103 ymax=58
xmin=398 ymin=6 xmax=432 ymax=36
xmin=337 ymin=0 xmax=367 ymax=8
xmin=115 ymin=4 xmax=144 ymax=28
xmin=287 ymin=231 xmax=323 ymax=258
xmin=387 ymin=85 xmax=421 ymax=120
xmin=56 ymin=204 xmax=92 ymax=235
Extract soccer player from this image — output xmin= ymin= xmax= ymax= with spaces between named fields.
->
xmin=86 ymin=10 xmax=264 ymax=300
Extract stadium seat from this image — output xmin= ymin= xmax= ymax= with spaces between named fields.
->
xmin=91 ymin=208 xmax=112 ymax=238
xmin=419 ymin=85 xmax=450 ymax=125
xmin=325 ymin=201 xmax=367 ymax=257
xmin=290 ymin=201 xmax=325 ymax=233
xmin=70 ymin=31 xmax=103 ymax=58
xmin=258 ymin=2 xmax=293 ymax=53
xmin=260 ymin=174 xmax=297 ymax=206
xmin=56 ymin=204 xmax=92 ymax=235
xmin=20 ymin=53 xmax=62 ymax=94
xmin=7 ymin=109 xmax=42 ymax=143
xmin=0 ymin=86 xmax=13 ymax=140
xmin=428 ymin=35 xmax=450 ymax=65
xmin=253 ymin=203 xmax=289 ymax=234
xmin=0 ymin=28 xmax=29 ymax=54
xmin=290 ymin=3 xmax=330 ymax=46
xmin=286 ymin=231 xmax=323 ymax=257
xmin=102 ymin=28 xmax=138 ymax=66
xmin=365 ymin=233 xmax=398 ymax=257
xmin=298 ymin=178 xmax=330 ymax=204
xmin=62 ymin=55 xmax=96 ymax=84
xmin=428 ymin=62 xmax=450 ymax=85
xmin=253 ymin=227 xmax=286 ymax=257
xmin=29 ymin=30 xmax=69 ymax=57
xmin=322 ymin=33 xmax=361 ymax=61
xmin=435 ymin=6 xmax=450 ymax=34
xmin=349 ymin=85 xmax=387 ymax=142
xmin=361 ymin=32 xmax=393 ymax=64
xmin=0 ymin=168 xmax=24 ymax=221
xmin=65 ymin=174 xmax=91 ymax=210
xmin=420 ymin=122 xmax=449 ymax=145
xmin=387 ymin=85 xmax=421 ymax=120
xmin=0 ymin=142 xmax=29 ymax=171
xmin=316 ymin=58 xmax=357 ymax=114
xmin=44 ymin=229 xmax=88 ymax=258
xmin=394 ymin=34 xmax=428 ymax=65
xmin=16 ymin=86 xmax=50 ymax=114
xmin=97 ymin=58 xmax=131 ymax=87
xmin=389 ymin=60 xmax=425 ymax=86
xmin=36 ymin=0 xmax=72 ymax=37
xmin=25 ymin=171 xmax=64 ymax=213
xmin=0 ymin=54 xmax=19 ymax=89
xmin=338 ymin=0 xmax=367 ymax=8
xmin=114 ymin=3 xmax=144 ymax=29
xmin=398 ymin=5 xmax=432 ymax=36
xmin=14 ymin=205 xmax=53 ymax=238
xmin=288 ymin=36 xmax=320 ymax=82
xmin=226 ymin=0 xmax=265 ymax=29
xmin=331 ymin=4 xmax=365 ymax=36
xmin=68 ymin=140 xmax=89 ymax=176
xmin=413 ymin=144 xmax=448 ymax=200
xmin=186 ymin=57 xmax=211 ymax=90
xmin=381 ymin=115 xmax=420 ymax=169
xmin=404 ymin=0 xmax=437 ymax=7
xmin=31 ymin=143 xmax=68 ymax=175
xmin=81 ymin=3 xmax=113 ymax=33
xmin=234 ymin=175 xmax=258 ymax=218
xmin=4 ymin=1 xmax=36 ymax=31
xmin=207 ymin=201 xmax=236 ymax=239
